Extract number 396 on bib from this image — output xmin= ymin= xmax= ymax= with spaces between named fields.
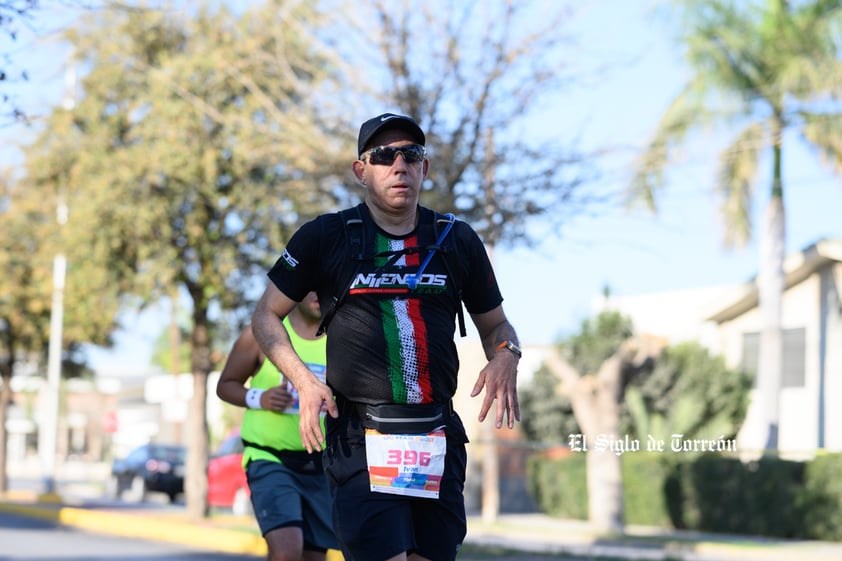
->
xmin=364 ymin=429 xmax=446 ymax=499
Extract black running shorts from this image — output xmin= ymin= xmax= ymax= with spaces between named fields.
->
xmin=323 ymin=413 xmax=469 ymax=561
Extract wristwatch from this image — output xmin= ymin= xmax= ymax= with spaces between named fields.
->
xmin=496 ymin=340 xmax=522 ymax=359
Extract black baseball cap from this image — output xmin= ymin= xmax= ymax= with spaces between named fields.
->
xmin=357 ymin=113 xmax=426 ymax=157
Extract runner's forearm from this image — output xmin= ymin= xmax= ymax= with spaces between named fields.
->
xmin=251 ymin=297 xmax=315 ymax=391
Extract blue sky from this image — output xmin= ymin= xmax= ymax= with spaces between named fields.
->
xmin=5 ymin=2 xmax=842 ymax=370
xmin=491 ymin=1 xmax=842 ymax=347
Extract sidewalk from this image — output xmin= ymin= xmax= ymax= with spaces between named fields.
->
xmin=465 ymin=514 xmax=842 ymax=561
xmin=2 ymin=489 xmax=842 ymax=560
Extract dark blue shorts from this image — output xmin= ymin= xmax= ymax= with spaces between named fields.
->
xmin=323 ymin=412 xmax=469 ymax=561
xmin=246 ymin=459 xmax=338 ymax=551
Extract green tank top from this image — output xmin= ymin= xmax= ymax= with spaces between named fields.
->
xmin=240 ymin=316 xmax=327 ymax=466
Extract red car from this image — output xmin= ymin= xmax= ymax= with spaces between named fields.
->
xmin=207 ymin=430 xmax=251 ymax=515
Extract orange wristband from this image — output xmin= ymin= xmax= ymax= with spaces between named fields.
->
xmin=496 ymin=340 xmax=522 ymax=358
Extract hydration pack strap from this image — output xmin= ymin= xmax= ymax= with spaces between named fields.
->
xmin=316 ymin=207 xmax=365 ymax=336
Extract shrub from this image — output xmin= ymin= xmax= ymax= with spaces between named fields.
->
xmin=528 ymin=451 xmax=841 ymax=540
xmin=799 ymin=453 xmax=842 ymax=541
xmin=622 ymin=452 xmax=672 ymax=527
xmin=526 ymin=451 xmax=587 ymax=520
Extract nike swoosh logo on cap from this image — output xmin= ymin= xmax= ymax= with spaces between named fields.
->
xmin=381 ymin=115 xmax=399 ymax=122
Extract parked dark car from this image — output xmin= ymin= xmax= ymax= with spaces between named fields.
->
xmin=207 ymin=430 xmax=251 ymax=515
xmin=109 ymin=443 xmax=186 ymax=503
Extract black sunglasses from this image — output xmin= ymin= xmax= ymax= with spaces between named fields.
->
xmin=361 ymin=144 xmax=426 ymax=165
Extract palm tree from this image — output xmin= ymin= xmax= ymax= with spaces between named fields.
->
xmin=631 ymin=0 xmax=842 ymax=452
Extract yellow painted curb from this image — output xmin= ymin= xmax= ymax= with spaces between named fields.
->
xmin=0 ymin=501 xmax=344 ymax=559
xmin=36 ymin=492 xmax=64 ymax=504
xmin=0 ymin=501 xmax=62 ymax=521
xmin=61 ymin=507 xmax=268 ymax=556
xmin=0 ymin=501 xmax=266 ymax=556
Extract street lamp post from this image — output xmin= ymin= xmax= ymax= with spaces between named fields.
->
xmin=41 ymin=245 xmax=66 ymax=496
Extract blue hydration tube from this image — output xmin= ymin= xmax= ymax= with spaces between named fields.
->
xmin=407 ymin=213 xmax=455 ymax=290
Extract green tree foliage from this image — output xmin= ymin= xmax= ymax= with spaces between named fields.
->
xmin=624 ymin=342 xmax=751 ymax=449
xmin=520 ymin=311 xmax=634 ymax=445
xmin=0 ymin=177 xmax=50 ymax=493
xmin=0 ymin=179 xmax=50 ymax=364
xmin=520 ymin=364 xmax=577 ymax=446
xmin=633 ymin=0 xmax=842 ymax=450
xmin=19 ymin=0 xmax=350 ymax=519
xmin=564 ymin=311 xmax=635 ymax=376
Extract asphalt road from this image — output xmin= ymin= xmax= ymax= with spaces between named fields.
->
xmin=0 ymin=510 xmax=261 ymax=561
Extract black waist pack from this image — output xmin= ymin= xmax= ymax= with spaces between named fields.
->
xmin=276 ymin=449 xmax=323 ymax=474
xmin=361 ymin=403 xmax=448 ymax=435
xmin=242 ymin=438 xmax=323 ymax=474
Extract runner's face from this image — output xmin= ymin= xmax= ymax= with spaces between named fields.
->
xmin=297 ymin=291 xmax=321 ymax=321
xmin=298 ymin=292 xmax=322 ymax=322
xmin=356 ymin=130 xmax=428 ymax=214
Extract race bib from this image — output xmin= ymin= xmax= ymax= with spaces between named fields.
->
xmin=364 ymin=429 xmax=446 ymax=499
xmin=284 ymin=363 xmax=326 ymax=414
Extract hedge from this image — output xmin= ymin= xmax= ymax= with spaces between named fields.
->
xmin=526 ymin=451 xmax=842 ymax=540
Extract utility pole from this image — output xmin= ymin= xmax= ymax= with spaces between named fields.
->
xmin=40 ymin=237 xmax=66 ymax=497
xmin=39 ymin=60 xmax=75 ymax=498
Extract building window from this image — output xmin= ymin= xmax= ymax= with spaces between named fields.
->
xmin=782 ymin=328 xmax=806 ymax=388
xmin=741 ymin=328 xmax=806 ymax=388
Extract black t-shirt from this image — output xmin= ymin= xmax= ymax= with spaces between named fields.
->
xmin=267 ymin=203 xmax=503 ymax=405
